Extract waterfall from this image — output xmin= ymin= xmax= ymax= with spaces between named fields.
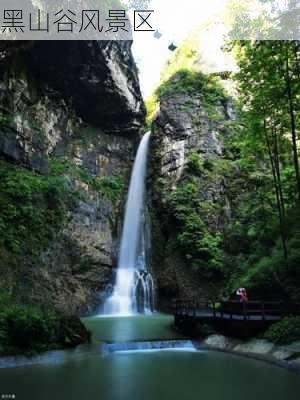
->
xmin=102 ymin=131 xmax=155 ymax=316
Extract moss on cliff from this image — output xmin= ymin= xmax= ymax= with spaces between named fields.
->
xmin=147 ymin=69 xmax=227 ymax=126
xmin=0 ymin=158 xmax=76 ymax=257
xmin=166 ymin=164 xmax=225 ymax=279
xmin=50 ymin=157 xmax=126 ymax=204
xmin=157 ymin=69 xmax=225 ymax=101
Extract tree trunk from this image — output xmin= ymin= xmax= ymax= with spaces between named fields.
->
xmin=264 ymin=119 xmax=288 ymax=260
xmin=285 ymin=44 xmax=300 ymax=201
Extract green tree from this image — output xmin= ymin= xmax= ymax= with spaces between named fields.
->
xmin=232 ymin=40 xmax=300 ymax=261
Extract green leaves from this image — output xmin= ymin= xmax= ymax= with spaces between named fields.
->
xmin=156 ymin=69 xmax=226 ymax=104
xmin=49 ymin=158 xmax=125 ymax=204
xmin=186 ymin=152 xmax=204 ymax=176
xmin=146 ymin=61 xmax=227 ymax=125
xmin=0 ymin=159 xmax=74 ymax=256
xmin=221 ymin=40 xmax=300 ymax=294
xmin=0 ymin=155 xmax=126 ymax=273
xmin=88 ymin=175 xmax=125 ymax=204
xmin=264 ymin=317 xmax=300 ymax=345
xmin=168 ymin=177 xmax=224 ymax=274
xmin=0 ymin=302 xmax=90 ymax=356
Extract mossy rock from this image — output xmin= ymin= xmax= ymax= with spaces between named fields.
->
xmin=58 ymin=316 xmax=91 ymax=347
xmin=0 ymin=301 xmax=90 ymax=356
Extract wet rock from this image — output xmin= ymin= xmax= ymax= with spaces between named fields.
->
xmin=202 ymin=334 xmax=300 ymax=373
xmin=272 ymin=348 xmax=294 ymax=361
xmin=58 ymin=316 xmax=91 ymax=347
xmin=292 ymin=357 xmax=300 ymax=365
xmin=234 ymin=339 xmax=274 ymax=355
xmin=204 ymin=335 xmax=231 ymax=350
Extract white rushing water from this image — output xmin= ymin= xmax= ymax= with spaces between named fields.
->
xmin=103 ymin=132 xmax=155 ymax=316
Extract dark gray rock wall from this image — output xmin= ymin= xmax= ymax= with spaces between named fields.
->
xmin=0 ymin=40 xmax=145 ymax=314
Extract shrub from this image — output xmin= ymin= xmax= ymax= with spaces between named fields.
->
xmin=195 ymin=322 xmax=215 ymax=338
xmin=5 ymin=306 xmax=57 ymax=350
xmin=89 ymin=175 xmax=125 ymax=203
xmin=264 ymin=317 xmax=300 ymax=345
xmin=0 ymin=303 xmax=90 ymax=356
xmin=186 ymin=153 xmax=204 ymax=176
xmin=168 ymin=178 xmax=224 ymax=273
xmin=156 ymin=69 xmax=226 ymax=103
xmin=50 ymin=158 xmax=125 ymax=204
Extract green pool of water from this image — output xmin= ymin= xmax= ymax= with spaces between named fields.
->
xmin=0 ymin=315 xmax=299 ymax=400
xmin=82 ymin=313 xmax=184 ymax=342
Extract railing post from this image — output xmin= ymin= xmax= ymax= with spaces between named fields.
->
xmin=262 ymin=301 xmax=265 ymax=321
xmin=243 ymin=301 xmax=247 ymax=320
xmin=279 ymin=301 xmax=284 ymax=320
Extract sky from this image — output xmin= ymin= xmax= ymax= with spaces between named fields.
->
xmin=130 ymin=0 xmax=296 ymax=98
xmin=130 ymin=0 xmax=231 ymax=98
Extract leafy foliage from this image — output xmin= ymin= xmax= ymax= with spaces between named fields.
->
xmin=186 ymin=152 xmax=204 ymax=176
xmin=151 ymin=39 xmax=300 ymax=301
xmin=0 ymin=300 xmax=90 ymax=356
xmin=156 ymin=69 xmax=225 ymax=100
xmin=264 ymin=317 xmax=300 ymax=345
xmin=195 ymin=322 xmax=216 ymax=338
xmin=168 ymin=176 xmax=224 ymax=276
xmin=146 ymin=34 xmax=227 ymax=124
xmin=50 ymin=158 xmax=125 ymax=204
xmin=222 ymin=40 xmax=300 ymax=296
xmin=0 ymin=156 xmax=125 ymax=281
xmin=0 ymin=159 xmax=75 ymax=255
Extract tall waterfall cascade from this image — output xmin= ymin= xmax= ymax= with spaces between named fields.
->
xmin=102 ymin=132 xmax=155 ymax=316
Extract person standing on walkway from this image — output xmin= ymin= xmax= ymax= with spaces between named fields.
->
xmin=236 ymin=288 xmax=248 ymax=303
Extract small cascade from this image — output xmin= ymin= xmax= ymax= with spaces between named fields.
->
xmin=102 ymin=132 xmax=155 ymax=316
xmin=102 ymin=340 xmax=196 ymax=354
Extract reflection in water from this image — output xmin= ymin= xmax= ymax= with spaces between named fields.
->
xmin=83 ymin=315 xmax=183 ymax=343
xmin=1 ymin=316 xmax=300 ymax=400
xmin=1 ymin=347 xmax=300 ymax=400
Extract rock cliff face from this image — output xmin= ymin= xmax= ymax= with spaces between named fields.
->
xmin=0 ymin=41 xmax=145 ymax=314
xmin=149 ymin=74 xmax=236 ymax=307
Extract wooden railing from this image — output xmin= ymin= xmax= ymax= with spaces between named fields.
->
xmin=173 ymin=299 xmax=300 ymax=321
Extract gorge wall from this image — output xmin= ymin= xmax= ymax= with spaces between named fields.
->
xmin=149 ymin=71 xmax=238 ymax=307
xmin=0 ymin=41 xmax=145 ymax=314
xmin=149 ymin=66 xmax=300 ymax=308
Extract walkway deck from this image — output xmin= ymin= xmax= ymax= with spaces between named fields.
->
xmin=173 ymin=299 xmax=300 ymax=338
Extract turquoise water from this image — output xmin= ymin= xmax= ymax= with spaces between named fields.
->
xmin=0 ymin=315 xmax=299 ymax=400
xmin=83 ymin=314 xmax=184 ymax=342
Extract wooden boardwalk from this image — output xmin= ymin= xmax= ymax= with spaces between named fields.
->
xmin=173 ymin=299 xmax=300 ymax=338
xmin=174 ymin=299 xmax=300 ymax=321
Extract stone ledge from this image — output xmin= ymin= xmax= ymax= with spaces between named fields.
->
xmin=200 ymin=334 xmax=300 ymax=375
